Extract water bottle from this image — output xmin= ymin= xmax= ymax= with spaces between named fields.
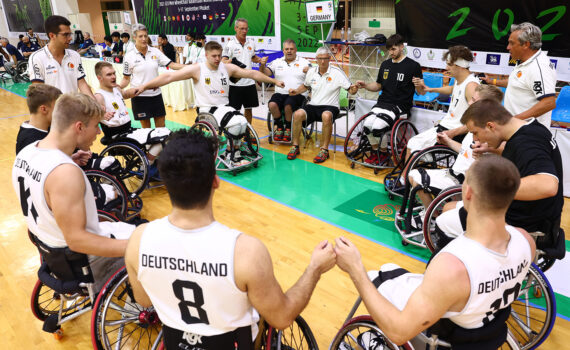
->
xmin=340 ymin=28 xmax=345 ymax=41
xmin=347 ymin=28 xmax=351 ymax=40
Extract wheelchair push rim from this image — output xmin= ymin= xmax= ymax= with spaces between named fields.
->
xmin=265 ymin=315 xmax=319 ymax=350
xmin=99 ymin=142 xmax=150 ymax=196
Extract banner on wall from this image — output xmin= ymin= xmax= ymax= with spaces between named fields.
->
xmin=396 ymin=0 xmax=570 ymax=81
xmin=131 ymin=0 xmax=335 ymax=53
xmin=1 ymin=0 xmax=52 ymax=32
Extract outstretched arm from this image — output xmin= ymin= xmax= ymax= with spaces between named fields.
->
xmin=334 ymin=236 xmax=469 ymax=345
xmin=135 ymin=64 xmax=199 ymax=95
xmin=356 ymin=80 xmax=382 ymax=92
xmin=235 ymin=235 xmax=335 ymax=329
xmin=226 ymin=63 xmax=284 ymax=87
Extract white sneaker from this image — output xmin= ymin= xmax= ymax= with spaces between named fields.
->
xmin=230 ymin=150 xmax=250 ymax=166
xmin=410 ymin=208 xmax=426 ymax=231
xmin=358 ymin=330 xmax=387 ymax=349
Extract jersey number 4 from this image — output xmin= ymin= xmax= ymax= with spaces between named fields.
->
xmin=18 ymin=176 xmax=39 ymax=223
xmin=172 ymin=280 xmax=210 ymax=324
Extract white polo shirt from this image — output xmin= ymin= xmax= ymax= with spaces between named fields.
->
xmin=268 ymin=56 xmax=311 ymax=96
xmin=28 ymin=46 xmax=85 ymax=93
xmin=181 ymin=42 xmax=194 ymax=64
xmin=305 ymin=65 xmax=351 ymax=108
xmin=123 ymin=46 xmax=172 ymax=97
xmin=123 ymin=40 xmax=135 ymax=56
xmin=222 ymin=37 xmax=256 ymax=86
xmin=504 ymin=50 xmax=557 ymax=128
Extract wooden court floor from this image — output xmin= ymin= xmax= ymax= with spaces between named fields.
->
xmin=0 ymin=85 xmax=569 ymax=349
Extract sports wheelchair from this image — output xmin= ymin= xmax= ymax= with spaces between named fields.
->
xmin=28 ymin=214 xmax=163 ymax=348
xmin=328 ymin=263 xmax=555 ymax=350
xmin=98 ymin=123 xmax=170 ymax=195
xmin=345 ymin=109 xmax=417 ymax=174
xmin=388 ymin=145 xmax=458 ymax=247
xmin=191 ymin=111 xmax=262 ymax=176
xmin=0 ymin=59 xmax=29 ymax=83
xmin=261 ymin=315 xmax=319 ymax=350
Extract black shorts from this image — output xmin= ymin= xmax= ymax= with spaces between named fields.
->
xmin=162 ymin=324 xmax=253 ymax=350
xmin=300 ymin=104 xmax=340 ymax=124
xmin=268 ymin=93 xmax=306 ymax=112
xmin=131 ymin=94 xmax=167 ymax=120
xmin=229 ymin=84 xmax=259 ymax=110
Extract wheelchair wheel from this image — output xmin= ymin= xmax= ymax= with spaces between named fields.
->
xmin=266 ymin=110 xmax=275 ymax=144
xmin=241 ymin=123 xmax=261 ymax=157
xmin=86 ymin=170 xmax=129 ymax=220
xmin=423 ymin=185 xmax=463 ymax=252
xmin=31 ymin=279 xmax=91 ymax=321
xmin=404 ymin=145 xmax=457 ymax=180
xmin=99 ymin=142 xmax=149 ymax=196
xmin=17 ymin=60 xmax=30 ymax=82
xmin=91 ymin=267 xmax=162 ymax=350
xmin=98 ymin=209 xmax=120 ymax=222
xmin=266 ymin=315 xmax=319 ymax=350
xmin=344 ymin=114 xmax=375 ymax=164
xmin=329 ymin=315 xmax=404 ymax=350
xmin=507 ymin=263 xmax=556 ymax=350
xmin=390 ymin=119 xmax=418 ymax=166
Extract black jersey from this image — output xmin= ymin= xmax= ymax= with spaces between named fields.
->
xmin=376 ymin=57 xmax=422 ymax=114
xmin=15 ymin=123 xmax=48 ymax=154
xmin=502 ymin=119 xmax=563 ymax=233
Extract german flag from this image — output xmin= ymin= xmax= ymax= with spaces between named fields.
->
xmin=316 ymin=6 xmax=323 ymax=12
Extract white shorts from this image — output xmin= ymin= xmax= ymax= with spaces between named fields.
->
xmin=406 ymin=126 xmax=438 ymax=153
xmin=367 ymin=263 xmax=423 ymax=311
xmin=363 ymin=107 xmax=397 ymax=147
xmin=435 ymin=200 xmax=464 ymax=238
xmin=408 ymin=168 xmax=461 ymax=192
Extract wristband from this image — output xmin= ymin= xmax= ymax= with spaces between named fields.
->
xmin=493 ymin=78 xmax=497 ymax=85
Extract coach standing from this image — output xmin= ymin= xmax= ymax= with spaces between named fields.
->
xmin=222 ymin=18 xmax=267 ymax=124
xmin=120 ymin=24 xmax=186 ymax=129
xmin=28 ymin=16 xmax=94 ymax=97
xmin=483 ymin=22 xmax=556 ymax=128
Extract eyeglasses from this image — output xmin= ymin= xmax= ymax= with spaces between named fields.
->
xmin=57 ymin=32 xmax=72 ymax=38
xmin=316 ymin=57 xmax=330 ymax=60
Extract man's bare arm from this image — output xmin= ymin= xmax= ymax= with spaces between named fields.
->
xmin=125 ymin=224 xmax=153 ymax=308
xmin=514 ymin=96 xmax=556 ymax=121
xmin=515 ymin=174 xmax=558 ymax=201
xmin=78 ymin=78 xmax=95 ymax=99
xmin=226 ymin=64 xmax=283 ymax=86
xmin=47 ymin=164 xmax=128 ymax=257
xmin=356 ymin=80 xmax=381 ymax=92
xmin=136 ymin=64 xmax=200 ymax=94
xmin=235 ymin=234 xmax=335 ymax=329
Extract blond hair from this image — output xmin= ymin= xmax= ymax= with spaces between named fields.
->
xmin=52 ymin=93 xmax=103 ymax=131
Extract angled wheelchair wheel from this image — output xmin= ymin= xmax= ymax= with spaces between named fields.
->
xmin=266 ymin=110 xmax=275 ymax=144
xmin=329 ymin=315 xmax=407 ymax=350
xmin=404 ymin=145 xmax=457 ymax=180
xmin=17 ymin=60 xmax=30 ymax=82
xmin=242 ymin=123 xmax=261 ymax=155
xmin=196 ymin=112 xmax=220 ymax=130
xmin=99 ymin=142 xmax=149 ymax=196
xmin=390 ymin=119 xmax=418 ymax=166
xmin=91 ymin=267 xmax=162 ymax=350
xmin=86 ymin=170 xmax=129 ymax=220
xmin=266 ymin=315 xmax=319 ymax=350
xmin=507 ymin=263 xmax=556 ymax=350
xmin=344 ymin=114 xmax=375 ymax=164
xmin=30 ymin=279 xmax=92 ymax=321
xmin=423 ymin=185 xmax=463 ymax=253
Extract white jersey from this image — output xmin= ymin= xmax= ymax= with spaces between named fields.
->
xmin=267 ymin=56 xmax=311 ymax=96
xmin=305 ymin=65 xmax=351 ymax=108
xmin=439 ymin=74 xmax=480 ymax=130
xmin=123 ymin=46 xmax=171 ymax=97
xmin=222 ymin=37 xmax=256 ymax=86
xmin=28 ymin=46 xmax=85 ymax=93
xmin=504 ymin=50 xmax=557 ymax=128
xmin=451 ymin=132 xmax=475 ymax=174
xmin=194 ymin=62 xmax=230 ymax=108
xmin=123 ymin=41 xmax=136 ymax=56
xmin=96 ymin=88 xmax=131 ymax=127
xmin=12 ymin=142 xmax=103 ymax=247
xmin=137 ymin=217 xmax=259 ymax=336
xmin=439 ymin=226 xmax=532 ymax=328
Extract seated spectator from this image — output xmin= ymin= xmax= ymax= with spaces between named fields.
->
xmin=102 ymin=35 xmax=113 ymax=56
xmin=17 ymin=34 xmax=24 ymax=51
xmin=21 ymin=36 xmax=41 ymax=58
xmin=157 ymin=33 xmax=176 ymax=63
xmin=111 ymin=31 xmax=123 ymax=56
xmin=1 ymin=38 xmax=24 ymax=68
xmin=27 ymin=27 xmax=42 ymax=46
xmin=77 ymin=32 xmax=94 ymax=56
xmin=120 ymin=32 xmax=135 ymax=56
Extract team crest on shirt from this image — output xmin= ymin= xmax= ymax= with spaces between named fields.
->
xmin=205 ymin=77 xmax=211 ymax=85
xmin=152 ymin=55 xmax=157 ymax=60
xmin=112 ymin=102 xmax=119 ymax=110
xmin=247 ymin=46 xmax=252 ymax=51
xmin=383 ymin=71 xmax=388 ymax=80
xmin=68 ymin=62 xmax=74 ymax=69
xmin=295 ymin=63 xmax=299 ymax=67
xmin=516 ymin=71 xmax=522 ymax=78
xmin=327 ymin=77 xmax=332 ymax=82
